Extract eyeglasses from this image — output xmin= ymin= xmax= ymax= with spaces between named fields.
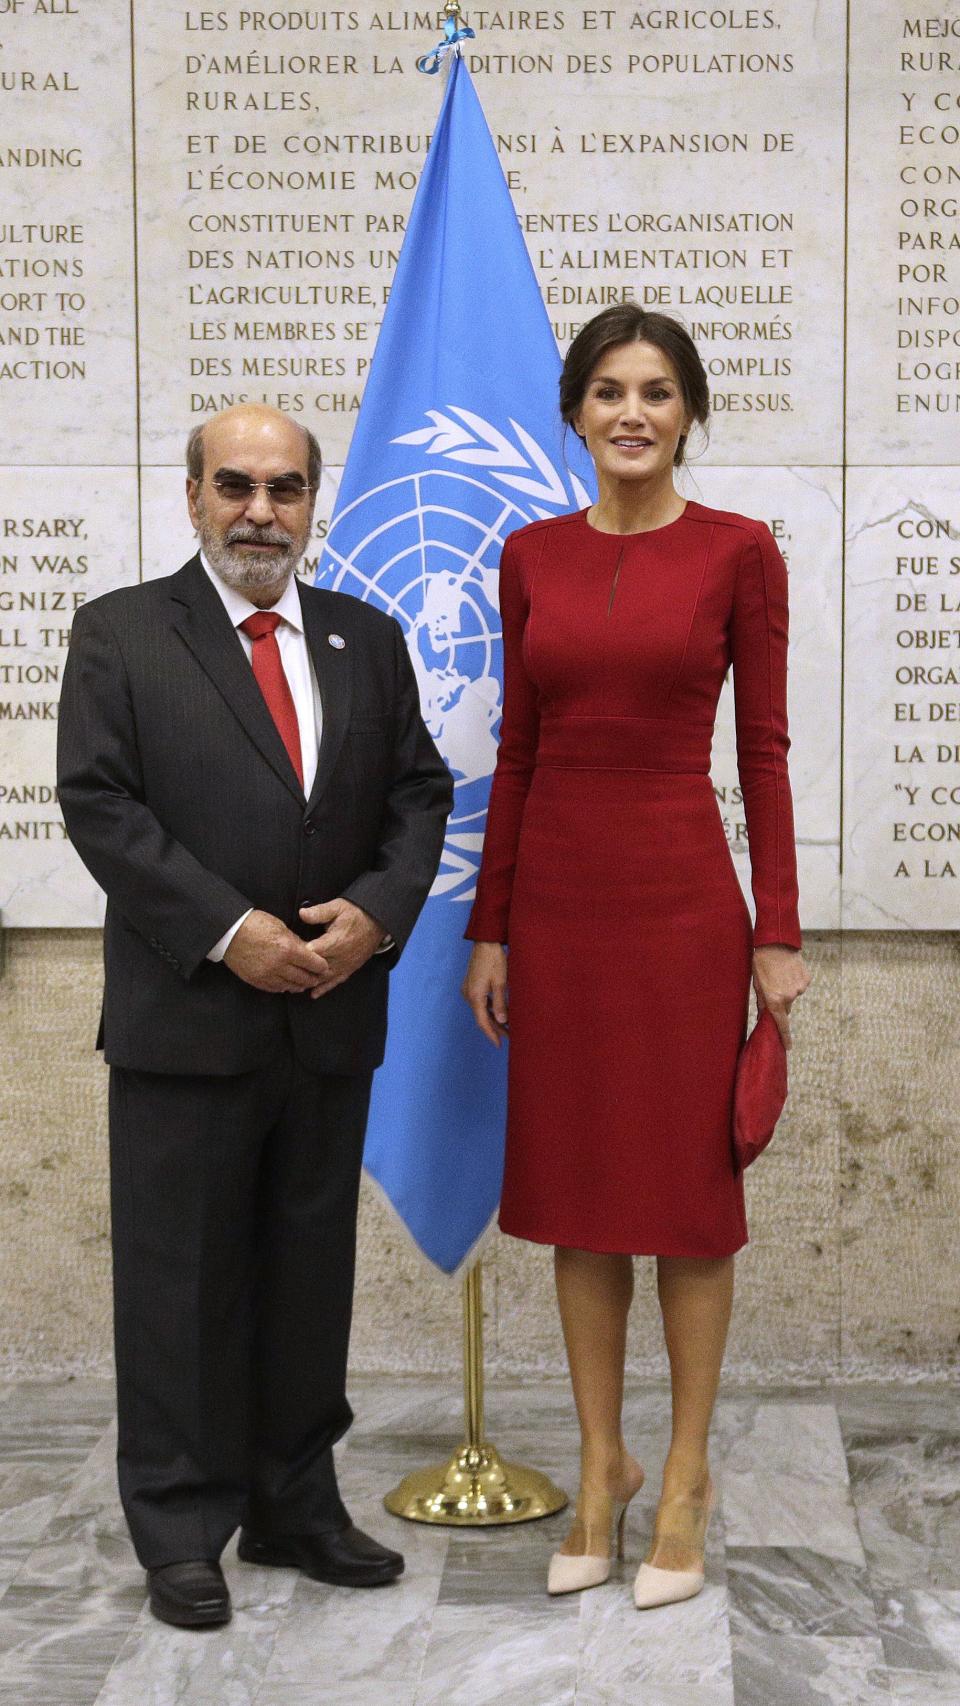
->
xmin=210 ymin=474 xmax=313 ymax=508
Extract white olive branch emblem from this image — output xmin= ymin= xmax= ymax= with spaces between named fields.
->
xmin=393 ymin=407 xmax=590 ymax=517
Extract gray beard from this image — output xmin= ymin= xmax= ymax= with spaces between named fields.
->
xmin=198 ymin=520 xmax=304 ymax=597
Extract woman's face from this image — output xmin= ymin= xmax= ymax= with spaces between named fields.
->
xmin=573 ymin=340 xmax=691 ymax=487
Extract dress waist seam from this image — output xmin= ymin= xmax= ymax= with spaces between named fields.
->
xmin=540 ymin=713 xmax=713 ymax=729
xmin=534 ymin=762 xmax=710 ymax=775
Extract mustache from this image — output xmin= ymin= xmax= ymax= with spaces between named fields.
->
xmin=224 ymin=524 xmax=292 ymax=548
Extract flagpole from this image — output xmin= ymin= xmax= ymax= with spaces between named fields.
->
xmin=372 ymin=0 xmax=568 ymax=1527
xmin=384 ymin=1260 xmax=567 ymax=1524
xmin=463 ymin=1261 xmax=484 ymax=1451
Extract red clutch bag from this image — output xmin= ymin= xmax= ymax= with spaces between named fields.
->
xmin=732 ymin=1007 xmax=788 ymax=1173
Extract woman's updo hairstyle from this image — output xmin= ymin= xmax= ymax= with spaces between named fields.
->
xmin=559 ymin=304 xmax=710 ymax=467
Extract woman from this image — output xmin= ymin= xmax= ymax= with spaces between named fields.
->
xmin=462 ymin=305 xmax=812 ymax=1609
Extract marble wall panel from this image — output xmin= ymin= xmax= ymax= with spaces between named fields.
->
xmin=0 ymin=469 xmax=138 ymax=926
xmin=843 ymin=468 xmax=960 ymax=929
xmin=847 ymin=3 xmax=960 ymax=466
xmin=0 ymin=0 xmax=137 ymax=466
xmin=131 ymin=3 xmax=845 ymax=466
xmin=2 ymin=0 xmax=955 ymax=927
xmin=137 ymin=460 xmax=343 ymax=582
xmin=691 ymin=464 xmax=842 ymax=929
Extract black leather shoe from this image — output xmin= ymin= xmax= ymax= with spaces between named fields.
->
xmin=238 ymin=1523 xmax=404 ymax=1587
xmin=147 ymin=1560 xmax=231 ymax=1628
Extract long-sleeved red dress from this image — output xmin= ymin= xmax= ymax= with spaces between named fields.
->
xmin=464 ymin=502 xmax=802 ymax=1257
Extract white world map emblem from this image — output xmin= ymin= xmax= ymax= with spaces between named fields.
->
xmin=319 ymin=408 xmax=590 ymax=901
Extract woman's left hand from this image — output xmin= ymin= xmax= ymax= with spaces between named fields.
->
xmin=751 ymin=945 xmax=812 ymax=1050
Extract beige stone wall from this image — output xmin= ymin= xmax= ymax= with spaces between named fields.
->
xmin=2 ymin=929 xmax=958 ymax=1383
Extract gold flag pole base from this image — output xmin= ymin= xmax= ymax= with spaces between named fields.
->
xmin=384 ymin=1262 xmax=568 ymax=1526
xmin=384 ymin=1442 xmax=566 ymax=1526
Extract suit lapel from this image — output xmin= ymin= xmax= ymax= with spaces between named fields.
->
xmin=299 ymin=581 xmax=353 ymax=814
xmin=168 ymin=557 xmax=306 ymax=806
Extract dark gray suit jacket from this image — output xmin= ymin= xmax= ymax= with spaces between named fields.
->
xmin=57 ymin=555 xmax=453 ymax=1076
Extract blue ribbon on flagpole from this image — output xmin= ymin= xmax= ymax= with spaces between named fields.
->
xmin=417 ymin=13 xmax=476 ymax=74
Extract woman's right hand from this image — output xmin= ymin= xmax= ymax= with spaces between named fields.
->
xmin=461 ymin=942 xmax=509 ymax=1046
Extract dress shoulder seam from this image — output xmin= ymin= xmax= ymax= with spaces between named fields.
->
xmin=508 ymin=511 xmax=582 ymax=548
xmin=694 ymin=506 xmax=769 ymax=542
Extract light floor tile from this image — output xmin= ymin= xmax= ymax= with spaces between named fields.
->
xmin=723 ymin=1402 xmax=849 ymax=1482
xmin=886 ymin=1673 xmax=960 ymax=1705
xmin=256 ymin=1495 xmax=446 ymax=1706
xmin=93 ymin=1559 xmax=294 ymax=1706
xmin=578 ymin=1577 xmax=735 ymax=1706
xmin=416 ymin=1600 xmax=579 ymax=1706
xmin=0 ymin=1581 xmax=143 ymax=1706
xmin=721 ymin=1472 xmax=866 ymax=1565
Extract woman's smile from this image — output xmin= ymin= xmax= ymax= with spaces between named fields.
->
xmin=609 ymin=435 xmax=655 ymax=453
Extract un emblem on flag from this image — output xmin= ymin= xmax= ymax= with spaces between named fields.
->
xmin=319 ymin=410 xmax=590 ymax=902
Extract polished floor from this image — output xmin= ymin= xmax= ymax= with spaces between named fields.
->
xmin=0 ymin=1375 xmax=958 ymax=1705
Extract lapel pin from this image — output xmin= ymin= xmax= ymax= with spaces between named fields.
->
xmin=328 ymin=633 xmax=346 ymax=650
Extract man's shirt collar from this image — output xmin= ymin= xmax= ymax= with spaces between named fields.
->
xmin=200 ymin=550 xmax=305 ymax=635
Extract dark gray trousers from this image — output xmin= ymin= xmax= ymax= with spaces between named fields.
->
xmin=109 ymin=1040 xmax=372 ymax=1568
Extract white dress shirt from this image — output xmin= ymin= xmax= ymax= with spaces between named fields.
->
xmin=202 ymin=553 xmax=322 ymax=791
xmin=200 ymin=556 xmax=392 ymax=963
xmin=202 ymin=556 xmax=322 ymax=962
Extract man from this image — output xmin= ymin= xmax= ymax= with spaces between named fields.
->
xmin=57 ymin=404 xmax=453 ymax=1628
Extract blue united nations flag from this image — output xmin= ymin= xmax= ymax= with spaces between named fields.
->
xmin=317 ymin=52 xmax=594 ymax=1274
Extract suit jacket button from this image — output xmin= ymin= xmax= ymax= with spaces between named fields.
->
xmin=303 ymin=818 xmax=316 ymax=836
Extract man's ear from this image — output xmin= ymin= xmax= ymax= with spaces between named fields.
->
xmin=186 ymin=477 xmax=201 ymax=532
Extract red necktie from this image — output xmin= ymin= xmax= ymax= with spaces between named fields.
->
xmin=240 ymin=611 xmax=304 ymax=788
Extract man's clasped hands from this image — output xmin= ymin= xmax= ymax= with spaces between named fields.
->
xmin=223 ymin=899 xmax=386 ymax=998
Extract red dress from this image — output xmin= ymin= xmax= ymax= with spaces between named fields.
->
xmin=465 ymin=503 xmax=802 ymax=1258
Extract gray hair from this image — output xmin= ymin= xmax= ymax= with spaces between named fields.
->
xmin=185 ymin=419 xmax=322 ymax=490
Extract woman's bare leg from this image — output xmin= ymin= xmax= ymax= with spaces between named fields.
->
xmin=553 ymin=1246 xmax=645 ymax=1556
xmin=646 ymin=1253 xmax=734 ymax=1568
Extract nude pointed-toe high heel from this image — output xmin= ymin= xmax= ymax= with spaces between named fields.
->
xmin=632 ymin=1484 xmax=716 ymax=1611
xmin=547 ymin=1484 xmax=639 ymax=1597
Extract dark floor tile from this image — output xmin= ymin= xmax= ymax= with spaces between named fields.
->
xmin=730 ymin=1631 xmax=891 ymax=1706
xmin=875 ymin=1586 xmax=960 ymax=1675
xmin=727 ymin=1545 xmax=877 ymax=1638
xmin=844 ymin=1429 xmax=960 ymax=1591
xmin=438 ymin=1517 xmax=570 ymax=1606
